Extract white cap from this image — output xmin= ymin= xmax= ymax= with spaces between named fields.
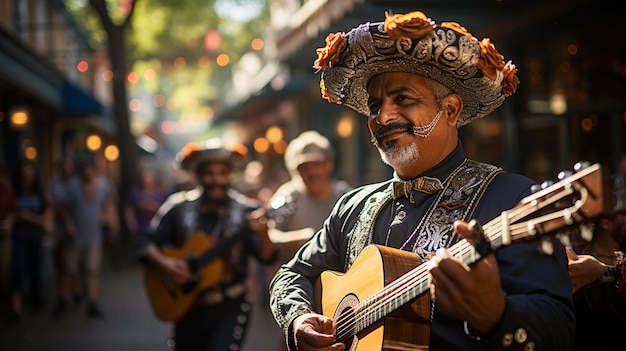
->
xmin=284 ymin=131 xmax=334 ymax=173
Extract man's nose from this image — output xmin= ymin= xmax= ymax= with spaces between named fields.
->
xmin=376 ymin=101 xmax=397 ymax=125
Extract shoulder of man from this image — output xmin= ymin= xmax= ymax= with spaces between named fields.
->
xmin=158 ymin=188 xmax=200 ymax=214
xmin=227 ymin=188 xmax=261 ymax=211
xmin=481 ymin=171 xmax=537 ymax=212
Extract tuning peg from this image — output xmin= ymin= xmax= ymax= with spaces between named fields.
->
xmin=578 ymin=223 xmax=594 ymax=242
xmin=530 ymin=184 xmax=542 ymax=193
xmin=541 ymin=180 xmax=554 ymax=189
xmin=557 ymin=170 xmax=573 ymax=180
xmin=556 ymin=232 xmax=571 ymax=247
xmin=573 ymin=161 xmax=591 ymax=172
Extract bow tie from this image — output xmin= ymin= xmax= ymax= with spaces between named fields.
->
xmin=393 ymin=176 xmax=443 ymax=203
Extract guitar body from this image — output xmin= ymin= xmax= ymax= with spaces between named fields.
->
xmin=143 ymin=234 xmax=223 ymax=322
xmin=315 ymin=245 xmax=431 ymax=351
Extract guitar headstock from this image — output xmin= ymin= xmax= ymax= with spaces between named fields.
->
xmin=256 ymin=195 xmax=298 ymax=224
xmin=494 ymin=162 xmax=613 ymax=252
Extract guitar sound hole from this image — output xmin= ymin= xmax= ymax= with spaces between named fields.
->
xmin=334 ymin=294 xmax=359 ymax=350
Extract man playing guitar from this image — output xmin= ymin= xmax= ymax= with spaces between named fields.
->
xmin=138 ymin=139 xmax=276 ymax=351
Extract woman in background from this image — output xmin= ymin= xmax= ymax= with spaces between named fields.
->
xmin=7 ymin=159 xmax=53 ymax=323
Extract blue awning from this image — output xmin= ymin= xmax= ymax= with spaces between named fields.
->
xmin=62 ymin=79 xmax=104 ymax=116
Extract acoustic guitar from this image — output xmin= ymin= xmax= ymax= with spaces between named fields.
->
xmin=143 ymin=196 xmax=296 ymax=322
xmin=315 ymin=163 xmax=612 ymax=351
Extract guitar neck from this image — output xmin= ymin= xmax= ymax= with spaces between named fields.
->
xmin=198 ymin=232 xmax=243 ymax=266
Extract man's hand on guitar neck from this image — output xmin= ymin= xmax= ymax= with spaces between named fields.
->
xmin=566 ymin=247 xmax=610 ymax=293
xmin=426 ymin=220 xmax=506 ymax=337
xmin=292 ymin=313 xmax=345 ymax=351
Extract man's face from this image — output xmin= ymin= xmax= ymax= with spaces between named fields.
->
xmin=196 ymin=161 xmax=232 ymax=201
xmin=297 ymin=160 xmax=333 ymax=196
xmin=366 ymin=72 xmax=454 ymax=174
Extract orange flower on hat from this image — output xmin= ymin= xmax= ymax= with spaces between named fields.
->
xmin=320 ymin=80 xmax=342 ymax=104
xmin=477 ymin=38 xmax=505 ymax=81
xmin=440 ymin=22 xmax=473 ymax=39
xmin=383 ymin=11 xmax=435 ymax=40
xmin=313 ymin=32 xmax=346 ymax=73
xmin=180 ymin=142 xmax=201 ymax=158
xmin=502 ymin=60 xmax=520 ymax=97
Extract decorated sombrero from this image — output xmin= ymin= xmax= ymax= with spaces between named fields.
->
xmin=175 ymin=138 xmax=237 ymax=172
xmin=313 ymin=10 xmax=520 ymax=126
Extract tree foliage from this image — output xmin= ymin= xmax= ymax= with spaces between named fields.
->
xmin=65 ymin=0 xmax=270 ymax=152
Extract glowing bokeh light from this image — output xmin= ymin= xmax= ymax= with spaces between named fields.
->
xmin=216 ymin=54 xmax=230 ymax=67
xmin=204 ymin=30 xmax=222 ymax=51
xmin=144 ymin=68 xmax=156 ymax=80
xmin=86 ymin=134 xmax=102 ymax=151
xmin=251 ymin=38 xmax=264 ymax=51
xmin=24 ymin=146 xmax=37 ymax=160
xmin=273 ymin=140 xmax=288 ymax=154
xmin=104 ymin=145 xmax=119 ymax=161
xmin=253 ymin=137 xmax=269 ymax=153
xmin=129 ymin=98 xmax=142 ymax=112
xmin=265 ymin=126 xmax=283 ymax=143
xmin=77 ymin=60 xmax=89 ymax=73
xmin=337 ymin=115 xmax=354 ymax=138
xmin=161 ymin=120 xmax=175 ymax=134
xmin=128 ymin=71 xmax=139 ymax=84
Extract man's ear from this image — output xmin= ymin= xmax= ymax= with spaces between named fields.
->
xmin=443 ymin=94 xmax=462 ymax=126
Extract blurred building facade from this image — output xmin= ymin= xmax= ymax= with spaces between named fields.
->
xmin=0 ymin=0 xmax=115 ymax=180
xmin=214 ymin=0 xmax=625 ymax=186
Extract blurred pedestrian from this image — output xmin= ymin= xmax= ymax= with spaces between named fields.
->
xmin=7 ymin=158 xmax=53 ymax=323
xmin=137 ymin=139 xmax=276 ymax=351
xmin=0 ymin=160 xmax=17 ymax=296
xmin=267 ymin=130 xmax=352 ymax=271
xmin=49 ymin=156 xmax=82 ymax=317
xmin=61 ymin=154 xmax=118 ymax=319
xmin=265 ymin=131 xmax=352 ymax=350
xmin=124 ymin=168 xmax=167 ymax=239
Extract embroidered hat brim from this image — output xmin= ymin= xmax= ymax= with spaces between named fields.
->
xmin=319 ymin=20 xmax=510 ymax=126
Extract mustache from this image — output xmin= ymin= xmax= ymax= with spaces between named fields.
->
xmin=373 ymin=122 xmax=414 ymax=141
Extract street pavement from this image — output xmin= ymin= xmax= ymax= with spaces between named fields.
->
xmin=0 ymin=249 xmax=284 ymax=351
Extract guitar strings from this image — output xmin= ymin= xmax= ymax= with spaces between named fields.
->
xmin=333 ymin=201 xmax=540 ymax=340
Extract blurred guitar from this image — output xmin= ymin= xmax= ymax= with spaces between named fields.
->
xmin=315 ymin=163 xmax=612 ymax=350
xmin=143 ymin=197 xmax=295 ymax=322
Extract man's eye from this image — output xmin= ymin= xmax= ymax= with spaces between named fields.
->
xmin=395 ymin=95 xmax=410 ymax=103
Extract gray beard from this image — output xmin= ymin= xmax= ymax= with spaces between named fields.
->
xmin=378 ymin=142 xmax=420 ymax=169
